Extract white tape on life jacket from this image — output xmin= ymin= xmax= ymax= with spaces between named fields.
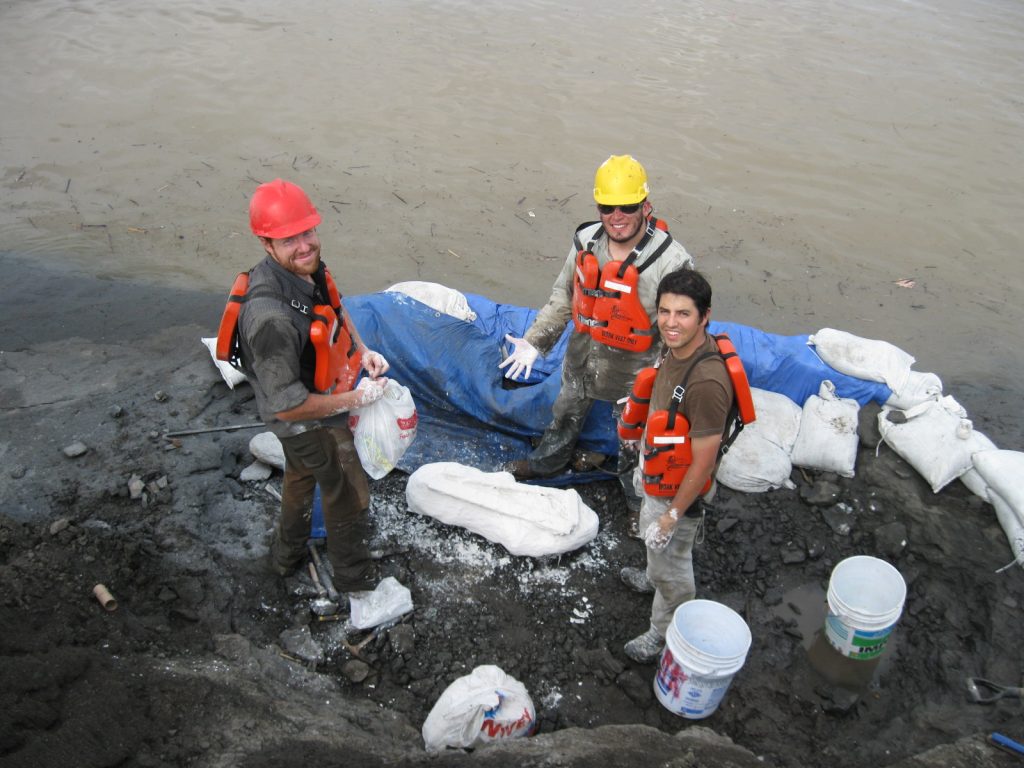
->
xmin=602 ymin=279 xmax=632 ymax=294
xmin=653 ymin=435 xmax=688 ymax=445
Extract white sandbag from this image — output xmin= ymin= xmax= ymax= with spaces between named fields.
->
xmin=422 ymin=665 xmax=536 ymax=751
xmin=973 ymin=450 xmax=1024 ymax=521
xmin=808 ymin=328 xmax=915 ymax=394
xmin=790 ymin=381 xmax=860 ymax=478
xmin=348 ymin=379 xmax=418 ymax=480
xmin=990 ymin=494 xmax=1024 ymax=571
xmin=957 ymin=434 xmax=998 ymax=502
xmin=249 ymin=432 xmax=285 ymax=471
xmin=349 ymin=576 xmax=414 ymax=629
xmin=200 ymin=337 xmax=248 ymax=390
xmin=747 ymin=388 xmax=803 ymax=454
xmin=386 ymin=281 xmax=478 ymax=322
xmin=884 ymin=370 xmax=943 ymax=410
xmin=718 ymin=430 xmax=795 ymax=493
xmin=877 ymin=395 xmax=990 ymax=493
xmin=406 ymin=462 xmax=599 ymax=557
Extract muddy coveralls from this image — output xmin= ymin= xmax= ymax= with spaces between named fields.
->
xmin=237 ymin=256 xmax=373 ymax=591
xmin=522 ymin=221 xmax=694 ymax=507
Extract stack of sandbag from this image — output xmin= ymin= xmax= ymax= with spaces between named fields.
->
xmin=877 ymin=395 xmax=995 ymax=493
xmin=718 ymin=388 xmax=801 ymax=492
xmin=790 ymin=380 xmax=860 ymax=478
xmin=808 ymin=328 xmax=941 ymax=410
xmin=406 ymin=462 xmax=599 ymax=557
xmin=386 ymin=281 xmax=478 ymax=322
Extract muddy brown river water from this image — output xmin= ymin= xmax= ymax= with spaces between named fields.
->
xmin=2 ymin=0 xmax=1022 ymax=436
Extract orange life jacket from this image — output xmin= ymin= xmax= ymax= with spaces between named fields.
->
xmin=215 ymin=268 xmax=362 ymax=394
xmin=618 ymin=333 xmax=756 ymax=497
xmin=571 ymin=217 xmax=672 ymax=352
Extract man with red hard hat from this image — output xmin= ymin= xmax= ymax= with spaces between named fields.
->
xmin=229 ymin=178 xmax=389 ymax=592
xmin=500 ymin=155 xmax=695 ymax=520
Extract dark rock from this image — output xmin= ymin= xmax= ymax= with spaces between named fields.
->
xmin=616 ymin=669 xmax=653 ymax=706
xmin=822 ymin=503 xmax=854 ymax=536
xmin=874 ymin=522 xmax=908 ymax=559
xmin=801 ymin=480 xmax=843 ymax=506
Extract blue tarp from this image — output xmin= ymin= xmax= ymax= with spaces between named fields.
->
xmin=345 ymin=291 xmax=891 ymax=477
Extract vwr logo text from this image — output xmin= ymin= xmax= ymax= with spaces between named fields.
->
xmin=480 ymin=708 xmax=534 ymax=739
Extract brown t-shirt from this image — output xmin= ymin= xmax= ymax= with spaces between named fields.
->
xmin=647 ymin=333 xmax=733 ymax=439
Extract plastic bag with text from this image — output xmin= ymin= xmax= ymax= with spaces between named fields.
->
xmin=348 ymin=379 xmax=418 ymax=479
xmin=422 ymin=665 xmax=536 ymax=752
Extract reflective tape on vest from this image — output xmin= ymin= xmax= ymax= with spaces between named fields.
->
xmin=603 ymin=279 xmax=632 ymax=294
xmin=652 ymin=435 xmax=688 ymax=445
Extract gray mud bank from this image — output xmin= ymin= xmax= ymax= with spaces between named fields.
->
xmin=1 ymin=255 xmax=1021 ymax=767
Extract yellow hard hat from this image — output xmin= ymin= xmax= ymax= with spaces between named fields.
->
xmin=593 ymin=155 xmax=649 ymax=205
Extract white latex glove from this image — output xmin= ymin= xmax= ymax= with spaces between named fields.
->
xmin=499 ymin=334 xmax=539 ymax=381
xmin=351 ymin=377 xmax=389 ymax=409
xmin=362 ymin=349 xmax=390 ymax=378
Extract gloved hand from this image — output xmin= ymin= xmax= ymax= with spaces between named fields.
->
xmin=643 ymin=508 xmax=680 ymax=552
xmin=362 ymin=349 xmax=390 ymax=378
xmin=352 ymin=377 xmax=389 ymax=409
xmin=499 ymin=334 xmax=539 ymax=381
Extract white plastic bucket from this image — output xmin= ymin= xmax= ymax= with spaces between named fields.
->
xmin=824 ymin=555 xmax=906 ymax=660
xmin=654 ymin=599 xmax=752 ymax=719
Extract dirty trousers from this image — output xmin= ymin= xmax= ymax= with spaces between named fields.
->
xmin=527 ymin=377 xmax=640 ymax=510
xmin=278 ymin=425 xmax=373 ymax=592
xmin=640 ymin=494 xmax=703 ymax=636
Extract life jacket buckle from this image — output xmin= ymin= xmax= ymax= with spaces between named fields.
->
xmin=671 ymin=385 xmax=685 ymax=403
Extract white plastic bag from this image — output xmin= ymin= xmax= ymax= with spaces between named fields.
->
xmin=877 ymin=395 xmax=988 ymax=493
xmin=349 ymin=577 xmax=414 ymax=629
xmin=348 ymin=379 xmax=418 ymax=479
xmin=422 ymin=665 xmax=536 ymax=751
xmin=808 ymin=328 xmax=915 ymax=394
xmin=790 ymin=381 xmax=860 ymax=478
xmin=200 ymin=337 xmax=248 ymax=390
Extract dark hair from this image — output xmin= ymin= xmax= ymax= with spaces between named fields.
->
xmin=656 ymin=267 xmax=712 ymax=319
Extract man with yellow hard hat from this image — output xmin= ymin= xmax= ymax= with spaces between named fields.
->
xmin=500 ymin=155 xmax=695 ymax=521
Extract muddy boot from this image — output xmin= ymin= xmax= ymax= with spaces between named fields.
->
xmin=624 ymin=625 xmax=665 ymax=664
xmin=571 ymin=449 xmax=607 ymax=472
xmin=620 ymin=566 xmax=655 ymax=594
xmin=270 ymin=534 xmax=307 ymax=577
xmin=504 ymin=459 xmax=559 ymax=481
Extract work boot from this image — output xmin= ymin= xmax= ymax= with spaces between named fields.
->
xmin=571 ymin=449 xmax=606 ymax=472
xmin=504 ymin=459 xmax=558 ymax=481
xmin=624 ymin=625 xmax=665 ymax=664
xmin=620 ymin=566 xmax=655 ymax=594
xmin=269 ymin=535 xmax=306 ymax=577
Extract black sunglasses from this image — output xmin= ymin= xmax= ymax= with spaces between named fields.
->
xmin=597 ymin=202 xmax=643 ymax=215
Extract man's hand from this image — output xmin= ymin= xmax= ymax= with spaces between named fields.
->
xmin=499 ymin=335 xmax=539 ymax=381
xmin=362 ymin=350 xmax=390 ymax=378
xmin=351 ymin=377 xmax=389 ymax=409
xmin=644 ymin=507 xmax=681 ymax=552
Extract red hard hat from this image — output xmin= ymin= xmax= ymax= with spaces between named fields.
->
xmin=249 ymin=178 xmax=322 ymax=239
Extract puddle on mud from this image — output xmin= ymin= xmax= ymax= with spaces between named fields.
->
xmin=772 ymin=581 xmax=894 ymax=695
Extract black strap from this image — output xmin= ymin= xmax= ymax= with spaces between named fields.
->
xmin=635 ymin=229 xmax=674 ymax=275
xmin=665 ymin=351 xmax=721 ymax=430
xmin=614 ymin=219 xmax=658 ymax=279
